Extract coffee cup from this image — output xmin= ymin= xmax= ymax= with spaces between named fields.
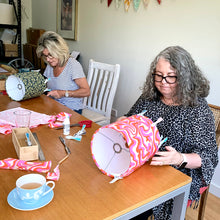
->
xmin=16 ymin=174 xmax=55 ymax=204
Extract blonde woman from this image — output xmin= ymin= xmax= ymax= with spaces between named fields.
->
xmin=37 ymin=31 xmax=90 ymax=114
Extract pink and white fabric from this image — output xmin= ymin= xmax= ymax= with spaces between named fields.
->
xmin=91 ymin=115 xmax=161 ymax=179
xmin=48 ymin=112 xmax=72 ymax=128
xmin=0 ymin=107 xmax=53 ymax=134
xmin=0 ymin=107 xmax=71 ymax=134
xmin=46 ymin=165 xmax=60 ymax=181
xmin=0 ymin=158 xmax=51 ymax=173
xmin=0 ymin=158 xmax=61 ymax=181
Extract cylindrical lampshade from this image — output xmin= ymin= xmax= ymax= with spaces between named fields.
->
xmin=6 ymin=72 xmax=46 ymax=101
xmin=0 ymin=3 xmax=15 ymax=25
xmin=91 ymin=115 xmax=161 ymax=178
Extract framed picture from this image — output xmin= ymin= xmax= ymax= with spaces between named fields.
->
xmin=57 ymin=0 xmax=78 ymax=40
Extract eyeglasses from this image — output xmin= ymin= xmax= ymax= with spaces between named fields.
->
xmin=152 ymin=73 xmax=177 ymax=84
xmin=42 ymin=53 xmax=54 ymax=60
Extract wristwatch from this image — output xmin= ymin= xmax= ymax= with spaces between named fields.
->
xmin=178 ymin=154 xmax=188 ymax=169
xmin=65 ymin=90 xmax=69 ymax=97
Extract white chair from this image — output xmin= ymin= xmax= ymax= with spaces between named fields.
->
xmin=82 ymin=59 xmax=120 ymax=126
xmin=71 ymin=51 xmax=80 ymax=60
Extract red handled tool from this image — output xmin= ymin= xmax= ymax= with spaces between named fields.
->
xmin=55 ymin=120 xmax=92 ymax=130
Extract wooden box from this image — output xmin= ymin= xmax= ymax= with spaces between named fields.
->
xmin=12 ymin=128 xmax=38 ymax=161
xmin=4 ymin=44 xmax=18 ymax=57
xmin=26 ymin=28 xmax=45 ymax=45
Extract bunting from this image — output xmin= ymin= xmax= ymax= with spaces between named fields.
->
xmin=143 ymin=0 xmax=150 ymax=8
xmin=101 ymin=0 xmax=161 ymax=12
xmin=108 ymin=0 xmax=113 ymax=7
xmin=124 ymin=0 xmax=131 ymax=12
xmin=115 ymin=0 xmax=122 ymax=8
xmin=133 ymin=0 xmax=141 ymax=11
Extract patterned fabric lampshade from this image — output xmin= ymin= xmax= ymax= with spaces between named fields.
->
xmin=6 ymin=72 xmax=46 ymax=101
xmin=91 ymin=114 xmax=161 ymax=179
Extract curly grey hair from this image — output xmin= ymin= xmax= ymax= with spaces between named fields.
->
xmin=36 ymin=31 xmax=69 ymax=67
xmin=142 ymin=46 xmax=210 ymax=106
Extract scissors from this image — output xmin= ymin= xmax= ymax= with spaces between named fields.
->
xmin=55 ymin=120 xmax=92 ymax=130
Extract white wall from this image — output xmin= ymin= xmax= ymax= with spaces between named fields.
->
xmin=20 ymin=0 xmax=32 ymax=43
xmin=32 ymin=0 xmax=220 ymax=196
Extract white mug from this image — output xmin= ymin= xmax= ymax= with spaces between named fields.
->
xmin=16 ymin=174 xmax=55 ymax=204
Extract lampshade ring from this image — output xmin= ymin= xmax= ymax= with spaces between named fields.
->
xmin=113 ymin=143 xmax=122 ymax=153
xmin=17 ymin=83 xmax=22 ymax=90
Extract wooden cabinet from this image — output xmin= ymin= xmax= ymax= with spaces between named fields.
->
xmin=23 ymin=28 xmax=46 ymax=72
xmin=23 ymin=43 xmax=46 ymax=72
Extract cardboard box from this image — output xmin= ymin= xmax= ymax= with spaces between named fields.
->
xmin=4 ymin=44 xmax=18 ymax=57
xmin=26 ymin=28 xmax=45 ymax=45
xmin=12 ymin=128 xmax=39 ymax=161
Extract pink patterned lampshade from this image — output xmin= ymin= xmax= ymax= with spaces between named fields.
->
xmin=91 ymin=115 xmax=161 ymax=178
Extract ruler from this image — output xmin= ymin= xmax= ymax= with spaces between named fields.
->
xmin=32 ymin=132 xmax=46 ymax=161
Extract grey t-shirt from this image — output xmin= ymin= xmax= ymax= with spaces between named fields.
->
xmin=44 ymin=57 xmax=85 ymax=110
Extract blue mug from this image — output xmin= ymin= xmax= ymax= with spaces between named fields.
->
xmin=16 ymin=174 xmax=55 ymax=204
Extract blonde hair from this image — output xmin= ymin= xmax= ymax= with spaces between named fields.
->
xmin=36 ymin=31 xmax=69 ymax=66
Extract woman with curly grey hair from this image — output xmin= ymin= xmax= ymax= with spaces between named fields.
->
xmin=118 ymin=46 xmax=218 ymax=220
xmin=36 ymin=31 xmax=90 ymax=114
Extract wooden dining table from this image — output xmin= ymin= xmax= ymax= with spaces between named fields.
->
xmin=0 ymin=94 xmax=192 ymax=220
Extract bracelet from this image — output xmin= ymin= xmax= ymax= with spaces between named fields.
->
xmin=177 ymin=152 xmax=183 ymax=166
xmin=65 ymin=90 xmax=69 ymax=97
xmin=178 ymin=153 xmax=188 ymax=169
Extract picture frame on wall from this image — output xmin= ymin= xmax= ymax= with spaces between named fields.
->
xmin=57 ymin=0 xmax=78 ymax=40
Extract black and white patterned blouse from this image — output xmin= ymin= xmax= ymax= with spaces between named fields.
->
xmin=125 ymin=95 xmax=218 ymax=219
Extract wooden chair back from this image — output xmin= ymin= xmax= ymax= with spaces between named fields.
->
xmin=197 ymin=103 xmax=220 ymax=220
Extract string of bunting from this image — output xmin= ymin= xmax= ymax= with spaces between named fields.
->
xmin=101 ymin=0 xmax=161 ymax=12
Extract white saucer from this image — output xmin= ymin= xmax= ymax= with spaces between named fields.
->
xmin=7 ymin=185 xmax=54 ymax=211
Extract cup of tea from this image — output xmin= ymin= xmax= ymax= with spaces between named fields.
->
xmin=14 ymin=110 xmax=31 ymax=128
xmin=16 ymin=174 xmax=55 ymax=204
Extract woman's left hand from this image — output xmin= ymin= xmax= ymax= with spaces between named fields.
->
xmin=150 ymin=146 xmax=182 ymax=166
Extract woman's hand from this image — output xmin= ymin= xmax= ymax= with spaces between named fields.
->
xmin=150 ymin=146 xmax=183 ymax=166
xmin=47 ymin=90 xmax=63 ymax=99
xmin=46 ymin=77 xmax=90 ymax=99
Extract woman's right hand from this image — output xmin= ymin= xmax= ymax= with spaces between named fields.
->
xmin=47 ymin=90 xmax=63 ymax=99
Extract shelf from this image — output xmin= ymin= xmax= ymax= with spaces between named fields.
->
xmin=0 ymin=0 xmax=21 ymax=60
xmin=0 ymin=24 xmax=18 ymax=29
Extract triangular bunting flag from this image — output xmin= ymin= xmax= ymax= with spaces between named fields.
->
xmin=143 ymin=0 xmax=150 ymax=8
xmin=157 ymin=0 xmax=161 ymax=4
xmin=124 ymin=0 xmax=131 ymax=12
xmin=115 ymin=0 xmax=122 ymax=9
xmin=108 ymin=0 xmax=113 ymax=7
xmin=133 ymin=0 xmax=141 ymax=11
